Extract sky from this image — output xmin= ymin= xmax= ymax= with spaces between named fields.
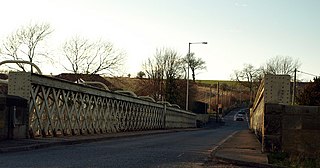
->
xmin=0 ymin=0 xmax=319 ymax=81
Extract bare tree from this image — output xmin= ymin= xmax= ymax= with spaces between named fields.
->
xmin=232 ymin=64 xmax=261 ymax=104
xmin=143 ymin=48 xmax=184 ymax=103
xmin=232 ymin=56 xmax=301 ymax=104
xmin=1 ymin=23 xmax=53 ymax=72
xmin=184 ymin=52 xmax=206 ymax=82
xmin=62 ymin=36 xmax=125 ymax=75
xmin=62 ymin=37 xmax=92 ymax=74
xmin=163 ymin=48 xmax=184 ymax=103
xmin=143 ymin=48 xmax=167 ymax=101
xmin=164 ymin=48 xmax=184 ymax=80
xmin=263 ymin=55 xmax=301 ymax=76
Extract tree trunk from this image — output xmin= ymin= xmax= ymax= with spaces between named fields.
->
xmin=192 ymin=68 xmax=195 ymax=82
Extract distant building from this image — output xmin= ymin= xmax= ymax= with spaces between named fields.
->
xmin=191 ymin=101 xmax=208 ymax=114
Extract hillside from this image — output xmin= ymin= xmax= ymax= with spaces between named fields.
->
xmin=104 ymin=77 xmax=250 ymax=110
xmin=197 ymin=80 xmax=238 ymax=86
xmin=52 ymin=74 xmax=250 ymax=110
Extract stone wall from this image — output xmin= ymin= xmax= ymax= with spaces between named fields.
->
xmin=250 ymin=96 xmax=264 ymax=140
xmin=250 ymin=74 xmax=290 ymax=148
xmin=251 ymin=74 xmax=319 ymax=155
xmin=0 ymin=95 xmax=28 ymax=140
xmin=263 ymin=103 xmax=283 ymax=152
xmin=282 ymin=105 xmax=320 ymax=156
xmin=263 ymin=104 xmax=320 ymax=156
xmin=0 ymin=96 xmax=8 ymax=140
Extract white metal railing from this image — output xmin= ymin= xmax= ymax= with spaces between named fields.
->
xmin=8 ymin=72 xmax=196 ymax=138
xmin=0 ymin=60 xmax=42 ymax=75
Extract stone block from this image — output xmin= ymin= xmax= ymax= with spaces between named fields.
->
xmin=282 ymin=105 xmax=320 ymax=130
xmin=282 ymin=129 xmax=320 ymax=155
xmin=264 ymin=114 xmax=282 ymax=135
xmin=263 ymin=135 xmax=282 ymax=152
xmin=265 ymin=103 xmax=283 ymax=114
xmin=284 ymin=105 xmax=318 ymax=115
xmin=282 ymin=114 xmax=302 ymax=130
xmin=301 ymin=116 xmax=320 ymax=130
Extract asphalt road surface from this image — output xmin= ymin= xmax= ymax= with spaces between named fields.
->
xmin=0 ymin=109 xmax=248 ymax=168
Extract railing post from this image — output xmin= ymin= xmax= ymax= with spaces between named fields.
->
xmin=8 ymin=72 xmax=32 ymax=101
xmin=163 ymin=104 xmax=166 ymax=129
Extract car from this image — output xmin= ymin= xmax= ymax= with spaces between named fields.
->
xmin=238 ymin=111 xmax=246 ymax=115
xmin=234 ymin=112 xmax=245 ymax=121
xmin=234 ymin=115 xmax=244 ymax=121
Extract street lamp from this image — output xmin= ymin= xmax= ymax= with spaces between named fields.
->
xmin=186 ymin=42 xmax=207 ymax=111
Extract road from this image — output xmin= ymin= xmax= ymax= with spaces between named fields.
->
xmin=0 ymin=109 xmax=248 ymax=168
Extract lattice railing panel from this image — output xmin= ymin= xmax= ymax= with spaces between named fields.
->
xmin=27 ymin=85 xmax=169 ymax=137
xmin=8 ymin=72 xmax=196 ymax=138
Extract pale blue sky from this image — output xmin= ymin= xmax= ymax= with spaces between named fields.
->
xmin=0 ymin=0 xmax=319 ymax=80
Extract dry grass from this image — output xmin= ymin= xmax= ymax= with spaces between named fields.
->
xmin=103 ymin=77 xmax=250 ymax=106
xmin=268 ymin=152 xmax=320 ymax=168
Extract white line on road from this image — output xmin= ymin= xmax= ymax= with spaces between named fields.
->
xmin=210 ymin=131 xmax=239 ymax=152
xmin=177 ymin=153 xmax=184 ymax=158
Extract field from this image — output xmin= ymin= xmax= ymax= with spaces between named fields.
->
xmin=196 ymin=80 xmax=238 ymax=85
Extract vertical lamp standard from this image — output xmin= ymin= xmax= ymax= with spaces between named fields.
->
xmin=186 ymin=42 xmax=207 ymax=111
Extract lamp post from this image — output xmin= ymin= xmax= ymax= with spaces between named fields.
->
xmin=186 ymin=42 xmax=207 ymax=111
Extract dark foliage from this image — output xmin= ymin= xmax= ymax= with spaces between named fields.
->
xmin=296 ymin=77 xmax=320 ymax=106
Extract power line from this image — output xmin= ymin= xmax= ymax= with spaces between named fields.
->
xmin=297 ymin=70 xmax=318 ymax=77
xmin=292 ymin=69 xmax=318 ymax=105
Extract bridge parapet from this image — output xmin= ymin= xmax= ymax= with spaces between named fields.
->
xmin=250 ymin=74 xmax=290 ymax=151
xmin=7 ymin=72 xmax=196 ymax=138
xmin=251 ymin=74 xmax=320 ymax=156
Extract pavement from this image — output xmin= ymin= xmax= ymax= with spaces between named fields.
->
xmin=0 ymin=127 xmax=274 ymax=167
xmin=210 ymin=130 xmax=275 ymax=168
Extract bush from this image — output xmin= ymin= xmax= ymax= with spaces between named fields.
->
xmin=296 ymin=77 xmax=320 ymax=106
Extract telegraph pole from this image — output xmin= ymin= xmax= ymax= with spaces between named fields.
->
xmin=216 ymin=82 xmax=220 ymax=122
xmin=292 ymin=68 xmax=297 ymax=105
xmin=209 ymin=84 xmax=212 ymax=113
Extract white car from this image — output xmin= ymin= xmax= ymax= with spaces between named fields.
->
xmin=234 ymin=112 xmax=245 ymax=121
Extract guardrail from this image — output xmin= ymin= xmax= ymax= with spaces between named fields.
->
xmin=7 ymin=72 xmax=196 ymax=138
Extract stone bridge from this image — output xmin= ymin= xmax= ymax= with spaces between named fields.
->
xmin=250 ymin=74 xmax=320 ymax=156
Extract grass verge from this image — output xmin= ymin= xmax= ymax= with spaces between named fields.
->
xmin=268 ymin=152 xmax=320 ymax=168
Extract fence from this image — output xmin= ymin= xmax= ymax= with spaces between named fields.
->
xmin=7 ymin=72 xmax=196 ymax=138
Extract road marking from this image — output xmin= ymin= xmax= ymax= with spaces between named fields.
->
xmin=210 ymin=131 xmax=238 ymax=152
xmin=177 ymin=153 xmax=184 ymax=158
